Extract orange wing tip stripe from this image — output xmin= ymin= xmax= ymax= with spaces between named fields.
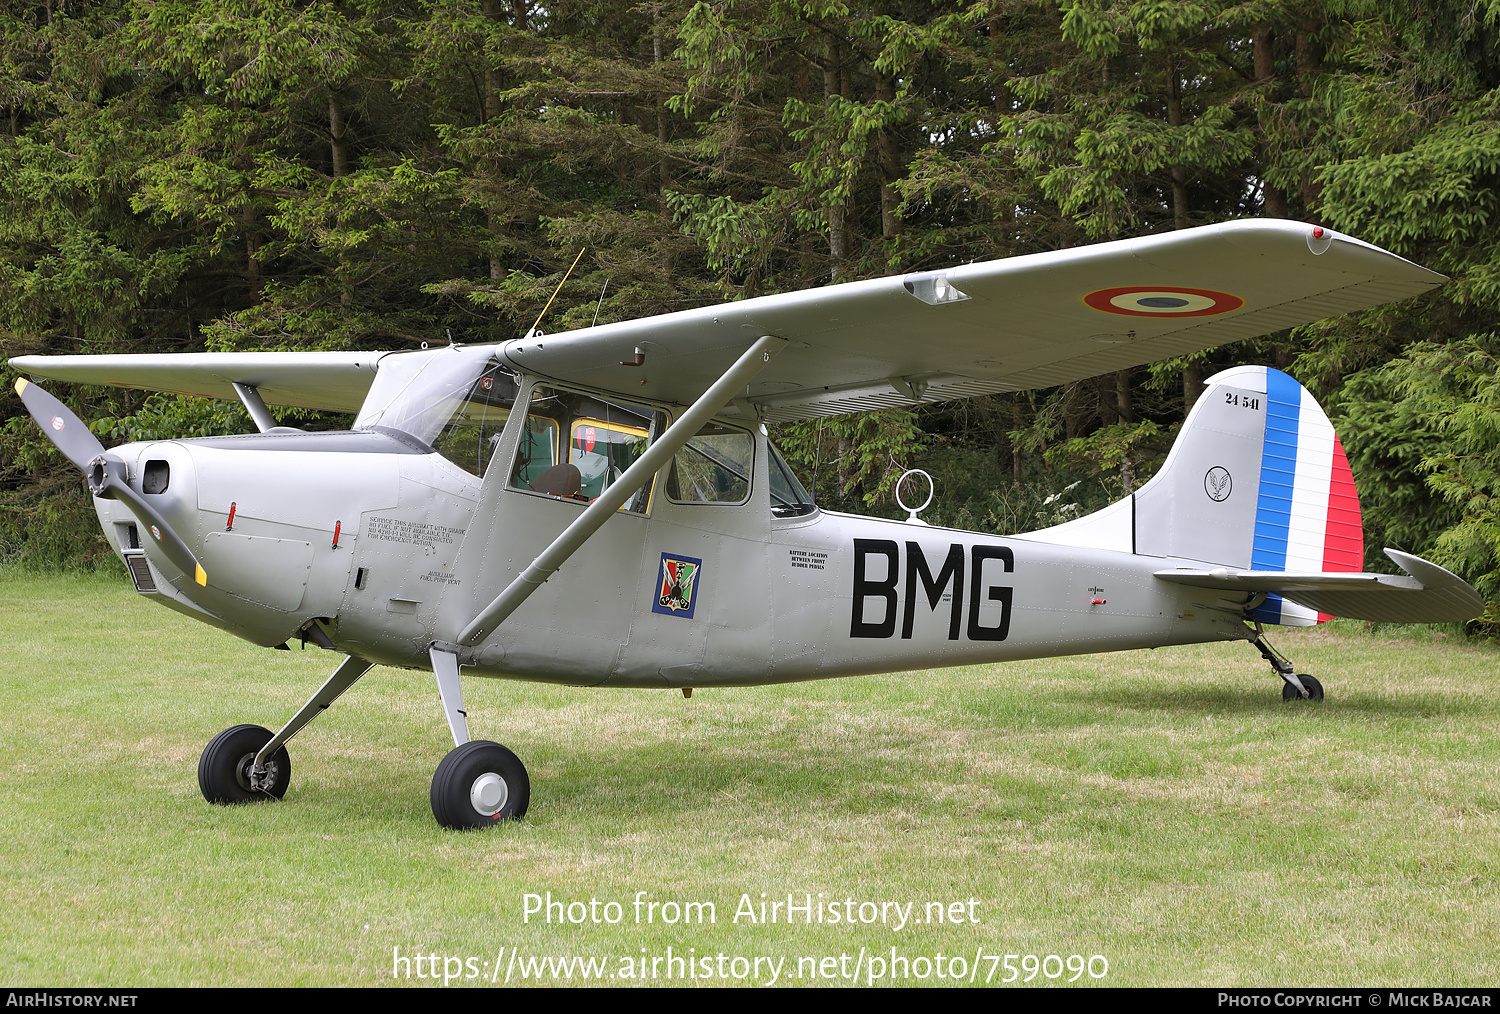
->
xmin=1084 ymin=287 xmax=1244 ymax=317
xmin=14 ymin=378 xmax=27 ymax=395
xmin=195 ymin=564 xmax=208 ymax=586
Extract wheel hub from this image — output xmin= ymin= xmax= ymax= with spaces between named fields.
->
xmin=470 ymin=772 xmax=508 ymax=816
xmin=238 ymin=753 xmax=280 ymax=793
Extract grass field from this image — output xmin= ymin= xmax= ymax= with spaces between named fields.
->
xmin=1 ymin=568 xmax=1497 ymax=987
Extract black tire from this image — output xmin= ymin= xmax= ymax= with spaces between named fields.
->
xmin=431 ymin=740 xmax=529 ymax=828
xmin=198 ymin=724 xmax=291 ymax=804
xmin=1281 ymin=674 xmax=1325 ymax=702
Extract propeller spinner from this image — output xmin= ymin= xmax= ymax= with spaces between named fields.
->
xmin=14 ymin=378 xmax=208 ymax=586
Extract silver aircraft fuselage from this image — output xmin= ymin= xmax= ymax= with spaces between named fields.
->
xmin=92 ymin=380 xmax=1239 ymax=689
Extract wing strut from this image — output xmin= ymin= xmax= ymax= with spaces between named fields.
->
xmin=456 ymin=334 xmax=787 ymax=648
xmin=232 ymin=382 xmax=277 ymax=433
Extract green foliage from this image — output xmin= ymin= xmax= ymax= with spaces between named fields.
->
xmin=1325 ymin=366 xmax=1458 ymax=572
xmin=783 ymin=91 xmax=908 ymax=218
xmin=778 ymin=409 xmax=925 ymax=509
xmin=93 ymin=393 xmax=249 ymax=444
xmin=1045 ymin=419 xmax=1170 ymax=492
xmin=0 ymin=482 xmax=118 ymax=572
xmin=663 ymin=191 xmax=777 ymax=279
xmin=1320 ymin=91 xmax=1500 ymax=303
xmin=914 ymin=449 xmax=1122 ymax=535
xmin=1382 ymin=337 xmax=1500 ymax=634
xmin=0 ymin=0 xmax=1498 ymax=635
xmin=1002 ymin=0 xmax=1258 ymax=239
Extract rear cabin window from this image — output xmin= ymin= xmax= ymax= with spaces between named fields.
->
xmin=768 ymin=440 xmax=816 ymax=517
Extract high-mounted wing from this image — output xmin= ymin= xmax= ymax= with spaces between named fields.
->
xmin=501 ymin=220 xmax=1444 ymax=421
xmin=6 ymin=351 xmax=385 ymax=414
xmin=8 ymin=221 xmax=1443 ymax=422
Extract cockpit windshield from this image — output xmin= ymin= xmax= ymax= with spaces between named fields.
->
xmin=355 ymin=346 xmax=520 ymax=476
xmin=354 ymin=346 xmax=501 ymax=446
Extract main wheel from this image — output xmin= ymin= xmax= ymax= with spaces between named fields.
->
xmin=199 ymin=724 xmax=291 ymax=804
xmin=1281 ymin=674 xmax=1325 ymax=702
xmin=431 ymin=741 xmax=530 ymax=828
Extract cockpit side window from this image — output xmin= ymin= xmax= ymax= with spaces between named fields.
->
xmin=665 ymin=423 xmax=753 ymax=505
xmin=429 ymin=366 xmax=519 ymax=477
xmin=512 ymin=414 xmax=559 ymax=489
xmin=768 ymin=440 xmax=816 ymax=517
xmin=509 ymin=384 xmax=666 ymax=513
xmin=570 ymin=417 xmax=650 ymax=500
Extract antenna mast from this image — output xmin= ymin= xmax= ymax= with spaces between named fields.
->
xmin=525 ymin=248 xmax=586 ymax=338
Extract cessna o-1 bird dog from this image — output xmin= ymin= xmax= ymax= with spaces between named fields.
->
xmin=11 ymin=219 xmax=1484 ymax=828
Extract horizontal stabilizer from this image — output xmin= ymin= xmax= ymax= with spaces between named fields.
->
xmin=1155 ymin=549 xmax=1484 ymax=623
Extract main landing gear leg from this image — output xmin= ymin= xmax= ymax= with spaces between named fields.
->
xmin=198 ymin=653 xmax=374 ymax=804
xmin=1249 ymin=623 xmax=1324 ymax=702
xmin=428 ymin=647 xmax=529 ymax=828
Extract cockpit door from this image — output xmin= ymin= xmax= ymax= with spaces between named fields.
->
xmin=613 ymin=423 xmax=773 ymax=687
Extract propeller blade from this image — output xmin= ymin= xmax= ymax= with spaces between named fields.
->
xmin=92 ymin=463 xmax=209 ymax=588
xmin=14 ymin=379 xmax=208 ymax=587
xmin=13 ymin=377 xmax=107 ymax=470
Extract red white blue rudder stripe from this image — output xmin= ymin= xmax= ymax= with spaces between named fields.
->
xmin=1243 ymin=367 xmax=1364 ymax=624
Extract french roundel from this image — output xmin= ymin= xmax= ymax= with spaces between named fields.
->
xmin=1083 ymin=286 xmax=1244 ymax=317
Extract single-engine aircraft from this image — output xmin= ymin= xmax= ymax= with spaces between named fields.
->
xmin=11 ymin=220 xmax=1484 ymax=828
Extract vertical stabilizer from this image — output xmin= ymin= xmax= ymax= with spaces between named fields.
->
xmin=1019 ymin=366 xmax=1363 ymax=625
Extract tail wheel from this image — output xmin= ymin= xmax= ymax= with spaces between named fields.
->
xmin=1282 ymin=674 xmax=1325 ymax=702
xmin=199 ymin=724 xmax=290 ymax=803
xmin=431 ymin=741 xmax=530 ymax=828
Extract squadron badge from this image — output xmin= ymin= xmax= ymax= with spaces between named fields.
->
xmin=653 ymin=553 xmax=703 ymax=619
xmin=1204 ymin=466 xmax=1232 ymax=502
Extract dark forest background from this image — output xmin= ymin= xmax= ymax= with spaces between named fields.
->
xmin=2 ymin=0 xmax=1498 ymax=631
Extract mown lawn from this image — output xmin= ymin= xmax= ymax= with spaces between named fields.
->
xmin=1 ymin=569 xmax=1496 ymax=987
